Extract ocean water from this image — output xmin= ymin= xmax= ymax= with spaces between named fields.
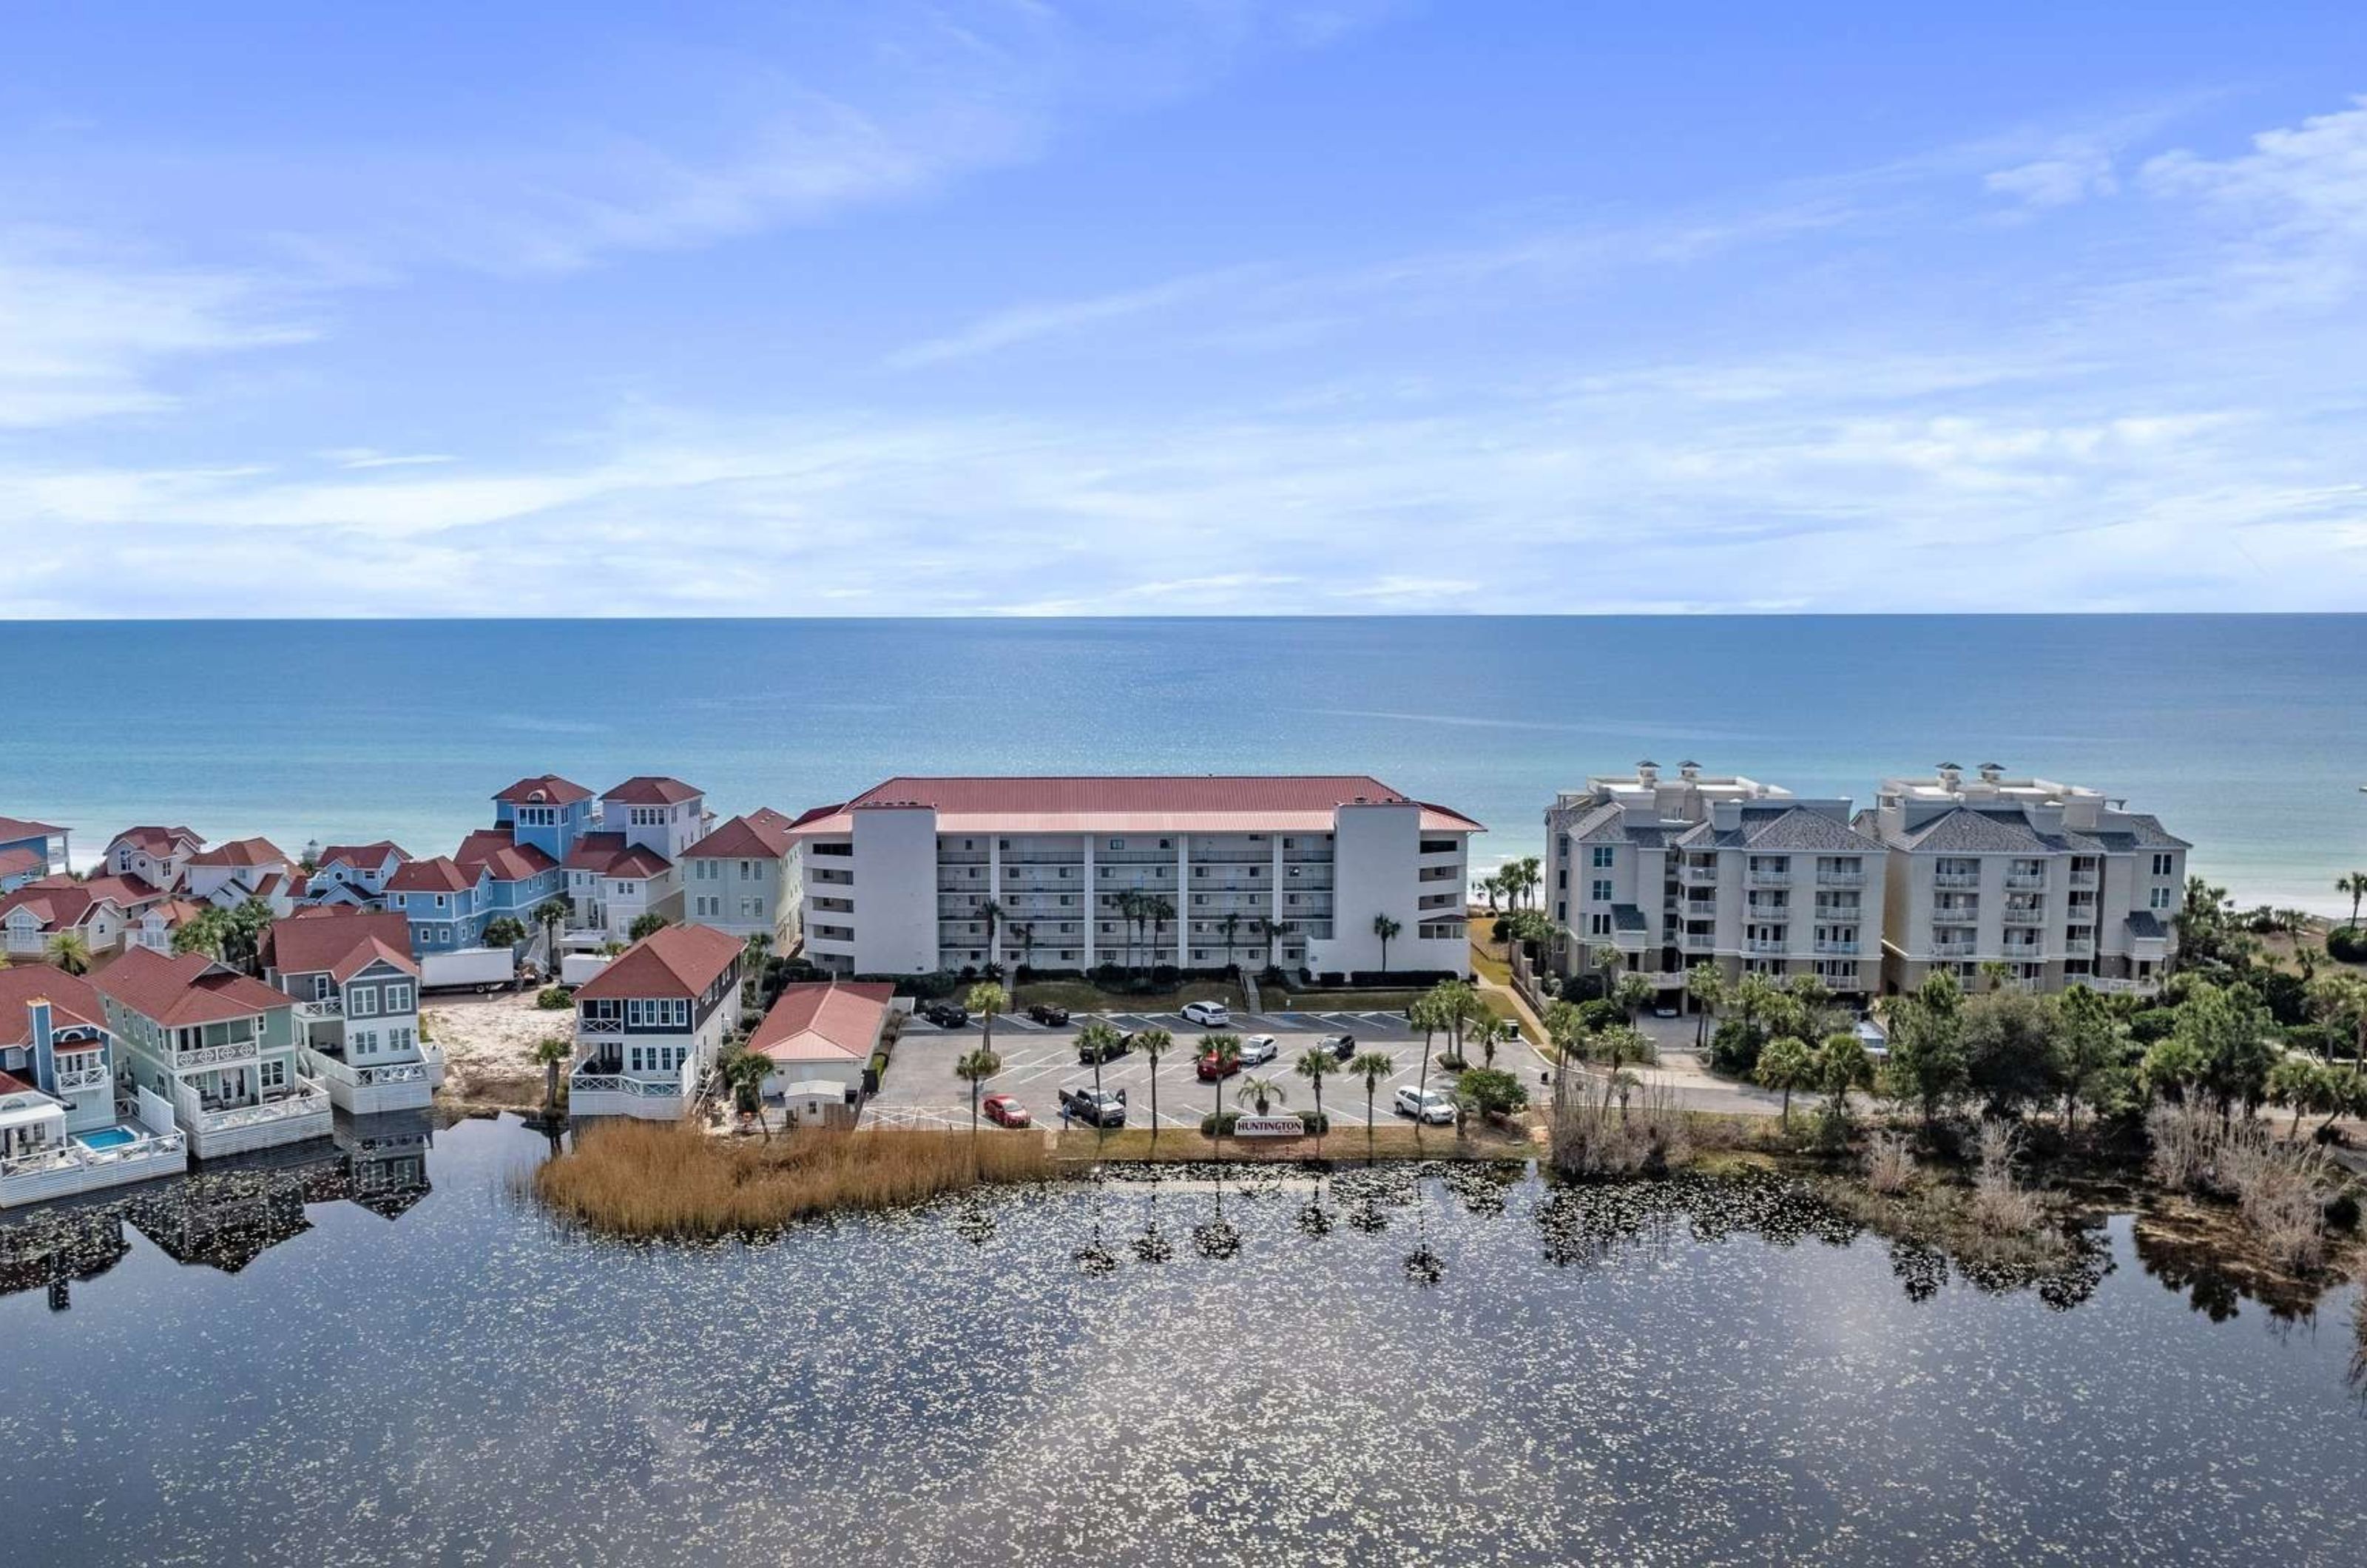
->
xmin=1 ymin=615 xmax=2360 ymax=911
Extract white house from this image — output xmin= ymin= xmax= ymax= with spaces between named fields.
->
xmin=184 ymin=837 xmax=298 ymax=915
xmin=106 ymin=825 xmax=206 ymax=891
xmin=263 ymin=910 xmax=443 ymax=1113
xmin=0 ymin=967 xmax=188 ymax=1207
xmin=783 ymin=775 xmax=1481 ymax=979
xmin=744 ymin=979 xmax=890 ymax=1129
xmin=0 ymin=874 xmax=169 ymax=959
xmin=566 ymin=923 xmax=746 ymax=1119
xmin=303 ymin=842 xmax=411 ymax=909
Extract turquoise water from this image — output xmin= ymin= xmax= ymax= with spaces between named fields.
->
xmin=73 ymin=1126 xmax=137 ymax=1151
xmin=1 ymin=615 xmax=2360 ymax=910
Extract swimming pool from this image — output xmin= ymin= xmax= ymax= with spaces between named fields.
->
xmin=73 ymin=1126 xmax=138 ymax=1152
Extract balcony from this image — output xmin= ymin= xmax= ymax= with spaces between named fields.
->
xmin=2062 ymin=936 xmax=2095 ymax=958
xmin=2005 ymin=872 xmax=2045 ymax=891
xmin=1678 ymin=930 xmax=1716 ymax=953
xmin=1811 ymin=902 xmax=1860 ymax=922
xmin=1746 ymin=938 xmax=1788 ymax=955
xmin=1680 ymin=864 xmax=1719 ymax=887
xmin=935 ymin=851 xmax=988 ymax=866
xmin=1817 ymin=868 xmax=1866 ymax=888
xmin=1743 ymin=902 xmax=1790 ymax=922
xmin=169 ymin=1034 xmax=261 ymax=1069
xmin=55 ymin=1061 xmax=112 ymax=1092
xmin=1929 ymin=939 xmax=1976 ymax=957
xmin=1746 ymin=866 xmax=1790 ymax=888
xmin=295 ymin=995 xmax=343 ymax=1021
xmin=1813 ymin=940 xmax=1860 ymax=956
xmin=2001 ymin=906 xmax=2044 ymax=927
xmin=2068 ymin=870 xmax=2098 ymax=890
xmin=1934 ymin=871 xmax=1979 ymax=890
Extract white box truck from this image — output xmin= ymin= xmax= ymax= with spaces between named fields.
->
xmin=419 ymin=947 xmax=517 ymax=993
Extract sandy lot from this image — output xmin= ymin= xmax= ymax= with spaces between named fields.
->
xmin=424 ymin=989 xmax=571 ymax=1107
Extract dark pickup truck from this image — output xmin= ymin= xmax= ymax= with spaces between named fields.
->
xmin=1058 ymin=1085 xmax=1128 ymax=1129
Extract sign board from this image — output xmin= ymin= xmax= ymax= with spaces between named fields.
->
xmin=1232 ymin=1114 xmax=1306 ymax=1138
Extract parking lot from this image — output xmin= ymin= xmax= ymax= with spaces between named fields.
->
xmin=866 ymin=1007 xmax=1544 ymax=1132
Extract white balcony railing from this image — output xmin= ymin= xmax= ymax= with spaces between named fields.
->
xmin=55 ymin=1063 xmax=111 ymax=1092
xmin=2068 ymin=871 xmax=2098 ymax=889
xmin=171 ymin=1038 xmax=261 ymax=1069
xmin=1746 ymin=868 xmax=1790 ymax=888
xmin=1930 ymin=939 xmax=1976 ymax=957
xmin=1817 ymin=868 xmax=1866 ymax=887
xmin=295 ymin=996 xmax=343 ymax=1020
xmin=190 ymin=1081 xmax=330 ymax=1132
xmin=1680 ymin=865 xmax=1719 ymax=886
xmin=1934 ymin=871 xmax=1979 ymax=890
xmin=2005 ymin=873 xmax=2046 ymax=891
xmin=1813 ymin=941 xmax=1860 ymax=956
xmin=1746 ymin=938 xmax=1788 ymax=954
xmin=2001 ymin=907 xmax=2044 ymax=926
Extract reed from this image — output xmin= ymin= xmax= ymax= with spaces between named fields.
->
xmin=532 ymin=1121 xmax=1056 ymax=1240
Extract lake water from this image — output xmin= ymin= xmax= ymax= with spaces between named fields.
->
xmin=4 ymin=1115 xmax=2363 ymax=1566
xmin=1 ymin=615 xmax=2363 ymax=911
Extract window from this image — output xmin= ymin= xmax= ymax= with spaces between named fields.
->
xmin=2149 ymin=886 xmax=2174 ymax=910
xmin=348 ymin=986 xmax=379 ymax=1018
xmin=1590 ymin=879 xmax=1613 ymax=902
xmin=1587 ymin=913 xmax=1611 ymax=937
xmin=259 ymin=1058 xmax=286 ymax=1090
xmin=1590 ymin=845 xmax=1615 ymax=869
xmin=1109 ymin=839 xmax=1123 ymax=851
xmin=2152 ymin=852 xmax=2175 ymax=876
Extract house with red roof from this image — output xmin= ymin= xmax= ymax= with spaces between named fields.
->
xmin=780 ymin=775 xmax=1482 ymax=979
xmin=493 ymin=774 xmax=596 ymax=863
xmin=744 ymin=980 xmax=891 ymax=1128
xmin=92 ymin=946 xmax=329 ymax=1158
xmin=0 ymin=872 xmax=170 ymax=960
xmin=105 ymin=825 xmax=205 ymax=891
xmin=0 ymin=816 xmax=66 ymax=892
xmin=262 ymin=910 xmax=441 ymax=1114
xmin=186 ymin=837 xmax=299 ymax=916
xmin=0 ymin=967 xmax=189 ymax=1206
xmin=567 ymin=922 xmax=746 ymax=1120
xmin=386 ymin=854 xmax=492 ymax=956
xmin=681 ymin=809 xmax=800 ymax=947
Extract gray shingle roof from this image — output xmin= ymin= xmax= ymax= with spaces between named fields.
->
xmin=1563 ymin=801 xmax=1676 ymax=848
xmin=1887 ymin=807 xmax=2061 ymax=854
xmin=2127 ymin=911 xmax=2169 ymax=940
xmin=1610 ymin=904 xmax=1648 ymax=933
xmin=1677 ymin=805 xmax=1883 ymax=854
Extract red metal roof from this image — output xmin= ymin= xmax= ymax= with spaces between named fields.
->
xmin=0 ymin=817 xmax=65 ymax=841
xmin=264 ymin=910 xmax=419 ymax=981
xmin=386 ymin=856 xmax=478 ymax=894
xmin=602 ymin=776 xmax=704 ymax=805
xmin=94 ymin=947 xmax=294 ymax=1028
xmin=683 ymin=813 xmax=795 ymax=860
xmin=454 ymin=830 xmax=560 ymax=882
xmin=493 ymin=774 xmax=592 ymax=806
xmin=747 ymin=981 xmax=893 ymax=1063
xmin=0 ymin=847 xmax=42 ymax=879
xmin=574 ymin=923 xmax=743 ymax=1001
xmin=315 ymin=841 xmax=409 ymax=869
xmin=0 ymin=967 xmax=109 ymax=1045
xmin=564 ymin=833 xmax=671 ymax=876
xmin=109 ymin=825 xmax=203 ymax=856
xmin=188 ymin=837 xmax=289 ymax=869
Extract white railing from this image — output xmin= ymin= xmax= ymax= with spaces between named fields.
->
xmin=1746 ymin=939 xmax=1787 ymax=954
xmin=55 ymin=1062 xmax=111 ymax=1092
xmin=0 ymin=1126 xmax=184 ymax=1178
xmin=1934 ymin=871 xmax=1979 ymax=889
xmin=2001 ymin=908 xmax=2044 ymax=926
xmin=2005 ymin=873 xmax=2046 ymax=891
xmin=1817 ymin=869 xmax=1865 ymax=887
xmin=172 ymin=1038 xmax=260 ymax=1069
xmin=1680 ymin=865 xmax=1719 ymax=885
xmin=568 ymin=1072 xmax=683 ymax=1099
xmin=578 ymin=1017 xmax=624 ymax=1036
xmin=2068 ymin=871 xmax=2098 ymax=889
xmin=195 ymin=1092 xmax=327 ymax=1132
xmin=2062 ymin=938 xmax=2096 ymax=957
xmin=1930 ymin=940 xmax=1976 ymax=957
xmin=296 ymin=996 xmax=343 ymax=1019
xmin=1814 ymin=941 xmax=1860 ymax=955
xmin=1746 ymin=868 xmax=1790 ymax=888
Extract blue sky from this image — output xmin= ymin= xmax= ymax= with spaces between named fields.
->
xmin=4 ymin=1 xmax=2365 ymax=615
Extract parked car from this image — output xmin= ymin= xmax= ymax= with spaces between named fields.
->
xmin=1195 ymin=1047 xmax=1245 ymax=1082
xmin=918 ymin=1001 xmax=970 ymax=1028
xmin=1026 ymin=1002 xmax=1071 ymax=1027
xmin=1652 ymin=1003 xmax=1681 ymax=1019
xmin=1181 ymin=999 xmax=1231 ymax=1027
xmin=1059 ymin=1085 xmax=1128 ymax=1128
xmin=1394 ymin=1086 xmax=1456 ymax=1125
xmin=1237 ymin=1034 xmax=1279 ymax=1067
xmin=1078 ymin=1033 xmax=1133 ymax=1065
xmin=1320 ymin=1033 xmax=1356 ymax=1062
xmin=982 ymin=1093 xmax=1032 ymax=1129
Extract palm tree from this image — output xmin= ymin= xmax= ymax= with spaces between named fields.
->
xmin=1147 ymin=895 xmax=1176 ymax=970
xmin=976 ymin=898 xmax=1004 ymax=969
xmin=955 ymin=1046 xmax=1003 ymax=1152
xmin=1010 ymin=922 xmax=1036 ymax=977
xmin=1075 ymin=1019 xmax=1123 ymax=1097
xmin=1408 ymin=993 xmax=1448 ymax=1135
xmin=2340 ymin=872 xmax=2367 ymax=931
xmin=741 ymin=931 xmax=774 ymax=996
xmin=482 ymin=915 xmax=529 ymax=951
xmin=1976 ymin=959 xmax=2010 ymax=993
xmin=1687 ymin=962 xmax=1725 ymax=1049
xmin=1755 ymin=1034 xmax=1812 ymax=1127
xmin=534 ymin=896 xmax=570 ymax=973
xmin=532 ymin=1034 xmax=571 ymax=1117
xmin=172 ymin=907 xmax=228 ymax=959
xmin=1372 ymin=913 xmax=1402 ymax=972
xmin=1252 ymin=916 xmax=1284 ymax=972
xmin=1218 ymin=911 xmax=1242 ymax=973
xmin=1479 ymin=871 xmax=1503 ymax=914
xmin=1613 ymin=972 xmax=1653 ymax=1024
xmin=1135 ymin=1025 xmax=1173 ymax=1137
xmin=1468 ymin=1013 xmax=1512 ymax=1069
xmin=1349 ymin=1050 xmax=1394 ymax=1150
xmin=1294 ymin=1047 xmax=1337 ymax=1151
xmin=965 ymin=980 xmax=1008 ymax=1055
xmin=1588 ymin=1024 xmax=1658 ymax=1119
xmin=1591 ymin=942 xmax=1623 ymax=987
xmin=1202 ymin=1033 xmax=1243 ymax=1155
xmin=44 ymin=930 xmax=92 ymax=976
xmin=720 ymin=1048 xmax=775 ymax=1138
xmin=1235 ymin=1074 xmax=1287 ymax=1116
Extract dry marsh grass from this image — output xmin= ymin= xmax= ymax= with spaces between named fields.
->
xmin=532 ymin=1121 xmax=1055 ymax=1240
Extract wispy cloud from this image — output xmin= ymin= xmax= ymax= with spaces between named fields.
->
xmin=887 ymin=266 xmax=1262 ymax=367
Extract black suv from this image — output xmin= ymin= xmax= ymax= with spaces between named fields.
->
xmin=918 ymin=1001 xmax=970 ymax=1028
xmin=1323 ymin=1033 xmax=1356 ymax=1062
xmin=1027 ymin=1002 xmax=1071 ymax=1027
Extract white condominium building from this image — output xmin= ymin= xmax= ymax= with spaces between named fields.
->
xmin=784 ymin=776 xmax=1482 ymax=979
xmin=1863 ymin=763 xmax=2188 ymax=997
xmin=1544 ymin=761 xmax=1886 ymax=999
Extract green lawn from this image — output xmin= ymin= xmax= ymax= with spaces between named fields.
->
xmin=1015 ymin=976 xmax=1249 ymax=1015
xmin=1270 ymin=989 xmax=1425 ymax=1013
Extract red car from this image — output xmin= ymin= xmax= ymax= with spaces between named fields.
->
xmin=982 ymin=1093 xmax=1032 ymax=1129
xmin=1195 ymin=1050 xmax=1243 ymax=1083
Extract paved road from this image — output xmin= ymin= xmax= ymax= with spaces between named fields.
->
xmin=870 ymin=1008 xmax=1489 ymax=1132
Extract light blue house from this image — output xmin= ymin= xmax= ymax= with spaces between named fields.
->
xmin=385 ymin=856 xmax=491 ymax=953
xmin=492 ymin=774 xmax=595 ymax=864
xmin=0 ymin=816 xmax=65 ymax=893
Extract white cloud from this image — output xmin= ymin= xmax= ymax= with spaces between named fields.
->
xmin=886 ymin=267 xmax=1261 ymax=367
xmin=1985 ymin=148 xmax=2118 ymax=209
xmin=2141 ymin=97 xmax=2367 ymax=306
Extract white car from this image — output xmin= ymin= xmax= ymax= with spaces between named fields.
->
xmin=1237 ymin=1034 xmax=1278 ymax=1067
xmin=1181 ymin=1000 xmax=1232 ymax=1027
xmin=1394 ymin=1086 xmax=1456 ymax=1125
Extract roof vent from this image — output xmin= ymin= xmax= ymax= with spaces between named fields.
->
xmin=1978 ymin=763 xmax=2005 ymax=782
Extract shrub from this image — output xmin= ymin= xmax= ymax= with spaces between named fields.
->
xmin=535 ymin=985 xmax=573 ymax=1010
xmin=1708 ymin=1018 xmax=1766 ymax=1078
xmin=2329 ymin=926 xmax=2367 ymax=963
xmin=865 ymin=1050 xmax=889 ymax=1081
xmin=2284 ymin=1022 xmax=2338 ymax=1061
xmin=1968 ymin=1119 xmax=2042 ymax=1235
xmin=1458 ymin=1067 xmax=1529 ymax=1119
xmin=1864 ymin=1130 xmax=1918 ymax=1194
xmin=1550 ymin=1080 xmax=1690 ymax=1176
xmin=1435 ymin=1052 xmax=1468 ymax=1073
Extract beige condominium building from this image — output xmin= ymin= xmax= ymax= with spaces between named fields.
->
xmin=1544 ymin=761 xmax=1885 ymax=1004
xmin=1861 ymin=763 xmax=2188 ymax=997
xmin=783 ymin=775 xmax=1482 ymax=979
